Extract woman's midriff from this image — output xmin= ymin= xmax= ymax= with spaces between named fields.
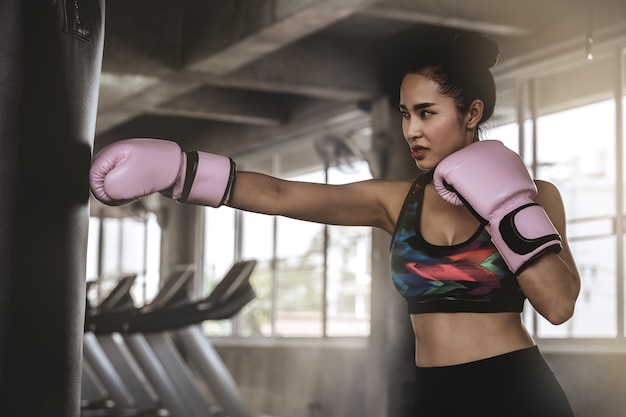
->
xmin=410 ymin=312 xmax=535 ymax=367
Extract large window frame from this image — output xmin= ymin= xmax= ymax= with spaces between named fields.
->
xmin=86 ymin=206 xmax=162 ymax=309
xmin=202 ymin=131 xmax=374 ymax=342
xmin=489 ymin=40 xmax=626 ymax=352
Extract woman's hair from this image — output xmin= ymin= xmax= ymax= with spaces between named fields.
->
xmin=402 ymin=31 xmax=499 ymax=130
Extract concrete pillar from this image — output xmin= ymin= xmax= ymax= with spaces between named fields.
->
xmin=0 ymin=1 xmax=104 ymax=416
xmin=159 ymin=201 xmax=202 ymax=281
xmin=366 ymin=96 xmax=421 ymax=417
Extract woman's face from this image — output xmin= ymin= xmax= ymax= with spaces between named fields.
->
xmin=399 ymin=73 xmax=478 ymax=171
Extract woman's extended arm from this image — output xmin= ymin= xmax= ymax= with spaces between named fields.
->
xmin=227 ymin=171 xmax=411 ymax=235
xmin=517 ymin=180 xmax=581 ymax=325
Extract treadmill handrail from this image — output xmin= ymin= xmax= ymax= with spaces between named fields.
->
xmin=87 ymin=260 xmax=257 ymax=334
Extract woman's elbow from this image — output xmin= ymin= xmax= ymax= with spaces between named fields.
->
xmin=532 ymin=285 xmax=579 ymax=325
xmin=549 ymin=276 xmax=581 ymax=325
xmin=543 ymin=304 xmax=575 ymax=325
xmin=523 ymin=258 xmax=581 ymax=326
xmin=539 ymin=295 xmax=577 ymax=325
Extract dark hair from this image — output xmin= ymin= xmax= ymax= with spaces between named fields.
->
xmin=402 ymin=31 xmax=499 ymax=129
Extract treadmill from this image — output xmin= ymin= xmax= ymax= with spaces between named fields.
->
xmin=83 ymin=275 xmax=165 ymax=416
xmin=84 ymin=261 xmax=258 ymax=417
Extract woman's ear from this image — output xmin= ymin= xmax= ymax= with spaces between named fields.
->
xmin=466 ymin=99 xmax=484 ymax=129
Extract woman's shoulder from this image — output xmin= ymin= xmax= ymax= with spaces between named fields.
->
xmin=363 ymin=178 xmax=418 ymax=233
xmin=363 ymin=178 xmax=415 ymax=202
xmin=533 ymin=179 xmax=566 ymax=219
xmin=534 ymin=179 xmax=562 ymax=199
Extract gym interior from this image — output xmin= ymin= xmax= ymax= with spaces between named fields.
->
xmin=3 ymin=1 xmax=626 ymax=416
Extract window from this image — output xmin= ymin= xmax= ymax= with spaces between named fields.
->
xmin=202 ymin=140 xmax=373 ymax=339
xmin=86 ymin=212 xmax=162 ymax=308
xmin=486 ymin=122 xmax=519 ymax=154
xmin=536 ymin=100 xmax=616 ymax=338
xmin=491 ymin=100 xmax=618 ymax=339
xmin=488 ymin=41 xmax=626 ymax=347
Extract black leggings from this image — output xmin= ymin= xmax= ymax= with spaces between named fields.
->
xmin=412 ymin=346 xmax=575 ymax=417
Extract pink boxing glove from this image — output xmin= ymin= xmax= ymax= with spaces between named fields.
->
xmin=89 ymin=138 xmax=236 ymax=208
xmin=433 ymin=140 xmax=561 ymax=274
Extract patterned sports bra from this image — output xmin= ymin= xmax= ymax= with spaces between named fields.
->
xmin=390 ymin=171 xmax=526 ymax=314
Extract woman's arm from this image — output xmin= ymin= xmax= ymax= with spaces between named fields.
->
xmin=517 ymin=180 xmax=581 ymax=325
xmin=226 ymin=171 xmax=412 ymax=235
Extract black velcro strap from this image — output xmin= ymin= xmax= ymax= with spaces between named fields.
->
xmin=499 ymin=202 xmax=562 ymax=255
xmin=178 ymin=151 xmax=199 ymax=203
xmin=219 ymin=158 xmax=237 ymax=206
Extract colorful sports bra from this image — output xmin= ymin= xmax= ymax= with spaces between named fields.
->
xmin=390 ymin=171 xmax=526 ymax=314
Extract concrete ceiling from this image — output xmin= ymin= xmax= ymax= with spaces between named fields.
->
xmin=95 ymin=0 xmax=626 ymax=155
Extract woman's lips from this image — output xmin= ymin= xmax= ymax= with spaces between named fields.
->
xmin=411 ymin=146 xmax=427 ymax=159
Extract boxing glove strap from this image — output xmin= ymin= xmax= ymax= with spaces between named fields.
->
xmin=178 ymin=151 xmax=200 ymax=203
xmin=177 ymin=151 xmax=237 ymax=207
xmin=221 ymin=157 xmax=237 ymax=206
xmin=499 ymin=202 xmax=562 ymax=255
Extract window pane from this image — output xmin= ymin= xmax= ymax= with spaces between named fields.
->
xmin=202 ymin=207 xmax=236 ymax=336
xmin=274 ymin=170 xmax=325 ymax=337
xmin=204 ymin=207 xmax=236 ymax=285
xmin=534 ymin=100 xmax=617 ymax=338
xmin=101 ymin=218 xmax=121 ymax=279
xmin=87 ymin=215 xmax=161 ymax=307
xmin=120 ymin=218 xmax=147 ymax=304
xmin=325 ymin=164 xmax=373 ymax=337
xmin=486 ymin=123 xmax=520 ymax=153
xmin=86 ymin=217 xmax=100 ymax=282
xmin=536 ymin=100 xmax=616 ymax=220
xmin=239 ymin=212 xmax=275 ymax=337
xmin=274 ymin=218 xmax=325 ymax=337
xmin=537 ymin=236 xmax=617 ymax=338
xmin=86 ymin=217 xmax=101 ymax=307
xmin=97 ymin=218 xmax=122 ymax=301
xmin=326 ymin=225 xmax=371 ymax=337
xmin=120 ymin=217 xmax=146 ymax=273
xmin=142 ymin=214 xmax=162 ymax=304
xmin=238 ymin=259 xmax=273 ymax=337
xmin=242 ymin=212 xmax=274 ymax=261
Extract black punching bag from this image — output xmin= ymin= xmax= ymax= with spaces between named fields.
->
xmin=0 ymin=1 xmax=104 ymax=416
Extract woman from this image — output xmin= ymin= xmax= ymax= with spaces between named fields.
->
xmin=90 ymin=32 xmax=580 ymax=417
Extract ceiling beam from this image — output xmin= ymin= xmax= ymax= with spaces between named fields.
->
xmin=150 ymin=86 xmax=288 ymax=126
xmin=188 ymin=0 xmax=381 ymax=75
xmin=360 ymin=3 xmax=530 ymax=37
xmin=186 ymin=34 xmax=379 ymax=100
xmin=96 ymin=77 xmax=202 ymax=135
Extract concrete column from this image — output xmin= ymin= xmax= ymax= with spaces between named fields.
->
xmin=366 ymin=96 xmax=420 ymax=417
xmin=0 ymin=1 xmax=104 ymax=416
xmin=159 ymin=201 xmax=202 ymax=281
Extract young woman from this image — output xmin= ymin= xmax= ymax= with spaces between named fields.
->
xmin=90 ymin=32 xmax=580 ymax=417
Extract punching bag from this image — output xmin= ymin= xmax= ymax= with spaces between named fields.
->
xmin=0 ymin=1 xmax=104 ymax=416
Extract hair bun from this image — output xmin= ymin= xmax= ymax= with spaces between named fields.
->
xmin=447 ymin=32 xmax=499 ymax=69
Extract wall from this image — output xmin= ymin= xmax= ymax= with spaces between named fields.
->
xmin=545 ymin=352 xmax=626 ymax=417
xmin=215 ymin=343 xmax=369 ymax=417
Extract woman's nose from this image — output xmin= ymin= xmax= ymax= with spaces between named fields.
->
xmin=406 ymin=118 xmax=422 ymax=139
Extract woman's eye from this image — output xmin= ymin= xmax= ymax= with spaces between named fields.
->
xmin=399 ymin=110 xmax=409 ymax=119
xmin=420 ymin=110 xmax=434 ymax=118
